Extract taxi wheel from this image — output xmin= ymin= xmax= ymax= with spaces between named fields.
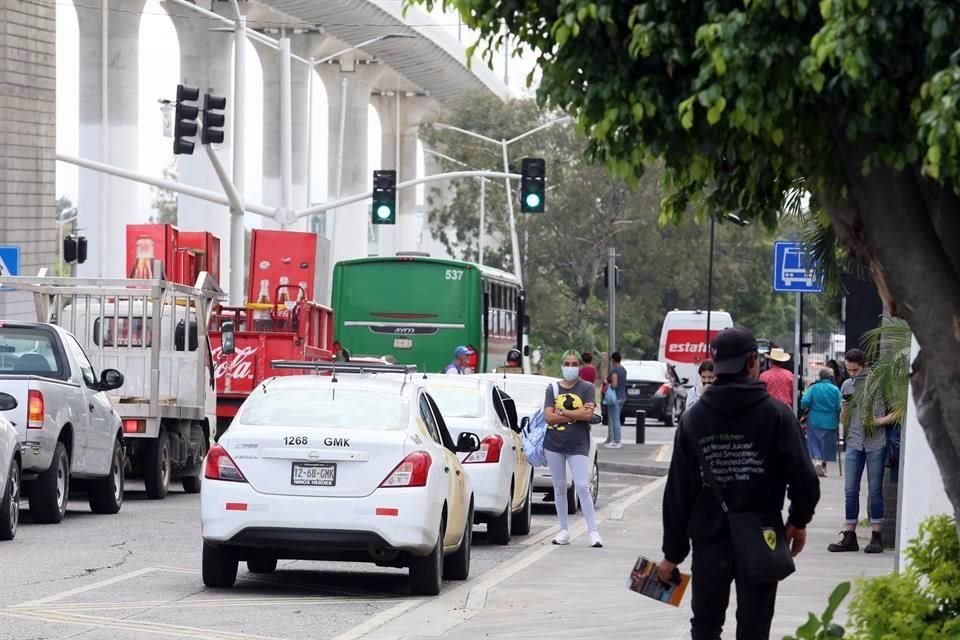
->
xmin=202 ymin=542 xmax=238 ymax=588
xmin=247 ymin=557 xmax=278 ymax=574
xmin=443 ymin=501 xmax=472 ymax=580
xmin=512 ymin=474 xmax=533 ymax=536
xmin=487 ymin=483 xmax=513 ymax=545
xmin=566 ymin=480 xmax=579 ymax=515
xmin=410 ymin=515 xmax=445 ymax=596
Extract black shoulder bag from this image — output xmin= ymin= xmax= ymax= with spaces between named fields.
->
xmin=687 ymin=430 xmax=796 ymax=584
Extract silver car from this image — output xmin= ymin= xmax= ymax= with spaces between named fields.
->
xmin=474 ymin=373 xmax=599 ymax=515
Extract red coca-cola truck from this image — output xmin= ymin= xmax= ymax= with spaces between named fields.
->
xmin=207 ymin=229 xmax=335 ymax=437
xmin=125 ymin=225 xmax=335 ymax=438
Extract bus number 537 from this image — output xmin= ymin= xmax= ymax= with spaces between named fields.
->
xmin=445 ymin=269 xmax=463 ymax=281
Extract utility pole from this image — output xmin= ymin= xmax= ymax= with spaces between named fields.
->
xmin=608 ymin=246 xmax=617 ymax=356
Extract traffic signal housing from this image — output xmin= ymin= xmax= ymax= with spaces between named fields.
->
xmin=173 ymin=84 xmax=200 ymax=155
xmin=520 ymin=157 xmax=545 ymax=213
xmin=202 ymin=93 xmax=226 ymax=145
xmin=63 ymin=235 xmax=87 ymax=264
xmin=372 ymin=170 xmax=397 ymax=225
xmin=603 ymin=265 xmax=622 ymax=289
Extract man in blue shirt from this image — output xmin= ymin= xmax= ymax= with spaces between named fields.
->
xmin=444 ymin=346 xmax=473 ymax=375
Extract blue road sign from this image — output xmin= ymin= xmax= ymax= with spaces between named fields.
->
xmin=0 ymin=246 xmax=20 ymax=278
xmin=773 ymin=241 xmax=822 ymax=293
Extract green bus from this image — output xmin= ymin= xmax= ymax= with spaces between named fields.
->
xmin=331 ymin=255 xmax=527 ymax=374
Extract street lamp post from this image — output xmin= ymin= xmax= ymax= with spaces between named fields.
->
xmin=423 ymin=147 xmax=494 ymax=264
xmin=431 ymin=116 xmax=571 ymax=286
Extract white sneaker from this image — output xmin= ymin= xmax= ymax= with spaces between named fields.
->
xmin=604 ymin=442 xmax=622 ymax=449
xmin=590 ymin=531 xmax=604 ymax=548
xmin=552 ymin=529 xmax=571 ymax=545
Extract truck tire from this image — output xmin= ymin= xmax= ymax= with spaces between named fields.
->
xmin=0 ymin=456 xmax=20 ymax=540
xmin=144 ymin=432 xmax=171 ymax=499
xmin=181 ymin=425 xmax=207 ymax=494
xmin=202 ymin=542 xmax=238 ymax=588
xmin=29 ymin=441 xmax=69 ymax=524
xmin=88 ymin=438 xmax=124 ymax=514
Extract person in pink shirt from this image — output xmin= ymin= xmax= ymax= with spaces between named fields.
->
xmin=760 ymin=347 xmax=795 ymax=407
xmin=579 ymin=351 xmax=597 ymax=384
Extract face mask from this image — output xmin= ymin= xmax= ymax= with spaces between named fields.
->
xmin=561 ymin=366 xmax=580 ymax=381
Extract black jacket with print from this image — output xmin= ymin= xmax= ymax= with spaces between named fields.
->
xmin=661 ymin=378 xmax=821 ymax=564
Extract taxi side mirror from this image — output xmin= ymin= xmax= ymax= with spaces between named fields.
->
xmin=590 ymin=414 xmax=602 ymax=425
xmin=520 ymin=416 xmax=530 ymax=431
xmin=455 ymin=432 xmax=481 ymax=453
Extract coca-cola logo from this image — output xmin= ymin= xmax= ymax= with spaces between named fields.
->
xmin=213 ymin=346 xmax=257 ymax=381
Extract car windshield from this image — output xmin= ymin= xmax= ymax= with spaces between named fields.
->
xmin=238 ymin=387 xmax=408 ymax=430
xmin=623 ymin=361 xmax=666 ymax=381
xmin=424 ymin=385 xmax=485 ymax=418
xmin=496 ymin=382 xmax=549 ymax=411
xmin=0 ymin=327 xmax=62 ymax=375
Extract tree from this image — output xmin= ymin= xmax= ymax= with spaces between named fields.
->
xmin=413 ymin=0 xmax=960 ymax=535
xmin=150 ymin=161 xmax=178 ymax=225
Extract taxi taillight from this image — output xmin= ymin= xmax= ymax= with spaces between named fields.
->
xmin=463 ymin=434 xmax=503 ymax=464
xmin=204 ymin=444 xmax=247 ymax=483
xmin=379 ymin=451 xmax=431 ymax=488
xmin=27 ymin=390 xmax=44 ymax=429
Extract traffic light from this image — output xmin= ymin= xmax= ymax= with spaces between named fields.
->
xmin=603 ymin=265 xmax=622 ymax=289
xmin=63 ymin=236 xmax=77 ymax=263
xmin=372 ymin=170 xmax=397 ymax=225
xmin=173 ymin=84 xmax=200 ymax=155
xmin=77 ymin=236 xmax=87 ymax=264
xmin=520 ymin=157 xmax=546 ymax=213
xmin=201 ymin=93 xmax=226 ymax=145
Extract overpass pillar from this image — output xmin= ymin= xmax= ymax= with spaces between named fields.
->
xmin=315 ymin=60 xmax=383 ymax=266
xmin=76 ymin=0 xmax=146 ymax=277
xmin=163 ymin=1 xmax=236 ymax=287
xmin=372 ymin=93 xmax=430 ymax=256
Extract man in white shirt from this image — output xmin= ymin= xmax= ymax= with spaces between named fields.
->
xmin=685 ymin=360 xmax=716 ymax=410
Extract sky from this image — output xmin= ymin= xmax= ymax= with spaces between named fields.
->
xmin=54 ymin=0 xmax=538 ymax=229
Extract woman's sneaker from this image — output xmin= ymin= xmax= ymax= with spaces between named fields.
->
xmin=828 ymin=530 xmax=859 ymax=552
xmin=589 ymin=531 xmax=604 ymax=548
xmin=552 ymin=529 xmax=571 ymax=545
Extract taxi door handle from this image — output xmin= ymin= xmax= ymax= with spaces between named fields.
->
xmin=89 ymin=403 xmax=95 ymax=412
xmin=444 ymin=466 xmax=450 ymax=473
xmin=455 ymin=469 xmax=461 ymax=476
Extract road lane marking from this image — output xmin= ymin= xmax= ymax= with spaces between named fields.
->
xmin=0 ymin=608 xmax=285 ymax=640
xmin=12 ymin=567 xmax=159 ymax=608
xmin=331 ymin=600 xmax=424 ymax=640
xmin=345 ymin=476 xmax=668 ymax=638
xmin=31 ymin=596 xmax=394 ymax=612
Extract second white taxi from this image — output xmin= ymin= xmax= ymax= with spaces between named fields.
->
xmin=200 ymin=362 xmax=480 ymax=596
xmin=0 ymin=392 xmax=21 ymax=541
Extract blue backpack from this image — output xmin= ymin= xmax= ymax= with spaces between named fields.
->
xmin=521 ymin=382 xmax=557 ymax=468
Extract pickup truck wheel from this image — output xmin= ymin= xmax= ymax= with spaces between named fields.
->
xmin=181 ymin=427 xmax=207 ymax=494
xmin=0 ymin=457 xmax=20 ymax=540
xmin=144 ymin=432 xmax=171 ymax=499
xmin=88 ymin=439 xmax=124 ymax=514
xmin=29 ymin=441 xmax=69 ymax=524
xmin=202 ymin=542 xmax=238 ymax=588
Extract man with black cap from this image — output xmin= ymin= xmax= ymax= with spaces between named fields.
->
xmin=657 ymin=327 xmax=820 ymax=639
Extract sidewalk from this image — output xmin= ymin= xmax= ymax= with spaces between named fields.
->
xmin=355 ymin=468 xmax=893 ymax=640
xmin=596 ymin=423 xmax=675 ymax=477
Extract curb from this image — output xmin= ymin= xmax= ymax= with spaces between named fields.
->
xmin=599 ymin=460 xmax=669 ymax=477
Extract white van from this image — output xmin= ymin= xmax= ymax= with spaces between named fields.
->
xmin=658 ymin=310 xmax=734 ymax=388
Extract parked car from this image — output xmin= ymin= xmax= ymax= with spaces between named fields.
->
xmin=0 ymin=392 xmax=21 ymax=540
xmin=0 ymin=322 xmax=125 ymax=523
xmin=620 ymin=360 xmax=684 ymax=426
xmin=474 ymin=373 xmax=599 ymax=515
xmin=200 ymin=363 xmax=479 ymax=596
xmin=417 ymin=376 xmax=534 ymax=542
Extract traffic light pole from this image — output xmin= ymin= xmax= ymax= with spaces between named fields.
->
xmin=608 ymin=246 xmax=617 ymax=356
xmin=230 ymin=15 xmax=247 ymax=306
xmin=501 ymin=141 xmax=523 ymax=287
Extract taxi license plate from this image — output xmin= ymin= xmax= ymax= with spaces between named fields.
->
xmin=627 ymin=388 xmax=641 ymax=396
xmin=393 ymin=338 xmax=413 ymax=349
xmin=291 ymin=462 xmax=336 ymax=487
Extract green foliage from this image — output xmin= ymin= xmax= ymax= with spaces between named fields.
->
xmin=853 ymin=317 xmax=911 ymax=434
xmin=848 ymin=515 xmax=960 ymax=639
xmin=408 ymin=0 xmax=960 ymax=230
xmin=785 ymin=581 xmax=850 ymax=640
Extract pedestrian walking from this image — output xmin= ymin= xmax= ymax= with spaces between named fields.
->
xmin=544 ymin=349 xmax=602 ymax=547
xmin=828 ymin=348 xmax=896 ymax=554
xmin=444 ymin=346 xmax=473 ymax=375
xmin=685 ymin=360 xmax=715 ymax=411
xmin=579 ymin=351 xmax=597 ymax=384
xmin=658 ymin=327 xmax=820 ymax=640
xmin=801 ymin=368 xmax=842 ymax=477
xmin=759 ymin=347 xmax=794 ymax=407
xmin=603 ymin=352 xmax=628 ymax=448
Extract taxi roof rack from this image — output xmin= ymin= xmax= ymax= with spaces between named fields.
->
xmin=271 ymin=360 xmax=418 ymax=376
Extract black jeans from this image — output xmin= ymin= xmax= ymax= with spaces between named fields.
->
xmin=691 ymin=538 xmax=779 ymax=640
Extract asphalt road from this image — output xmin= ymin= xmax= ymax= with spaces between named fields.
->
xmin=0 ymin=470 xmax=652 ymax=640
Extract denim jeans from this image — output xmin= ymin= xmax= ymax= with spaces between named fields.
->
xmin=886 ymin=425 xmax=901 ymax=482
xmin=607 ymin=399 xmax=624 ymax=443
xmin=844 ymin=447 xmax=886 ymax=525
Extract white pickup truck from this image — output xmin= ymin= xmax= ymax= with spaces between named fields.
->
xmin=0 ymin=322 xmax=126 ymax=523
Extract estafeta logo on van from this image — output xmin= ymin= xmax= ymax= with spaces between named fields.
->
xmin=663 ymin=329 xmax=718 ymax=364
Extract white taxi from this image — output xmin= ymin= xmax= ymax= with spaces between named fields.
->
xmin=476 ymin=373 xmax=599 ymax=515
xmin=0 ymin=392 xmax=21 ymax=541
xmin=200 ymin=363 xmax=479 ymax=596
xmin=417 ymin=376 xmax=533 ymax=544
